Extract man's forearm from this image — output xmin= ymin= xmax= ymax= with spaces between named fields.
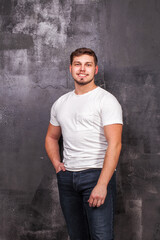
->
xmin=97 ymin=142 xmax=122 ymax=187
xmin=45 ymin=136 xmax=61 ymax=170
xmin=88 ymin=142 xmax=122 ymax=207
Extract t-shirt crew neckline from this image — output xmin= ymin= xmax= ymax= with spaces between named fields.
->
xmin=73 ymin=86 xmax=99 ymax=97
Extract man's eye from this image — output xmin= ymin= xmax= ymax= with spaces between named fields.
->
xmin=75 ymin=64 xmax=80 ymax=66
xmin=87 ymin=64 xmax=92 ymax=67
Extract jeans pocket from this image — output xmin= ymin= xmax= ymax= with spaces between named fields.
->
xmin=56 ymin=170 xmax=63 ymax=176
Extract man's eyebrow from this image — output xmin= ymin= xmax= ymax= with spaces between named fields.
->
xmin=73 ymin=61 xmax=93 ymax=64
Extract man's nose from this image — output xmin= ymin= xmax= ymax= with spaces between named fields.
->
xmin=80 ymin=64 xmax=85 ymax=71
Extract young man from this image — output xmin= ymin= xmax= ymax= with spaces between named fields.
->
xmin=45 ymin=48 xmax=123 ymax=240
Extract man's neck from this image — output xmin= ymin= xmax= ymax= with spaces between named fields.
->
xmin=74 ymin=83 xmax=97 ymax=95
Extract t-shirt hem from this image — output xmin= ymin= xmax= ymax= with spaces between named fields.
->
xmin=65 ymin=166 xmax=102 ymax=172
xmin=103 ymin=121 xmax=123 ymax=126
xmin=64 ymin=166 xmax=117 ymax=172
xmin=50 ymin=120 xmax=60 ymax=126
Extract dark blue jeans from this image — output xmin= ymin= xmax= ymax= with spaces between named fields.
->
xmin=57 ymin=169 xmax=116 ymax=240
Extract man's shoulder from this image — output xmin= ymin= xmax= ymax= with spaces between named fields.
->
xmin=97 ymin=87 xmax=121 ymax=108
xmin=53 ymin=90 xmax=73 ymax=106
xmin=97 ymin=87 xmax=117 ymax=100
xmin=58 ymin=90 xmax=73 ymax=100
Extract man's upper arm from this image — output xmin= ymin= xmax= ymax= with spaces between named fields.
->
xmin=46 ymin=123 xmax=61 ymax=141
xmin=104 ymin=124 xmax=122 ymax=145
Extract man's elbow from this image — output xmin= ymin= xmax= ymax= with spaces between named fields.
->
xmin=118 ymin=142 xmax=122 ymax=153
xmin=45 ymin=135 xmax=49 ymax=151
xmin=109 ymin=141 xmax=122 ymax=153
xmin=45 ymin=135 xmax=53 ymax=149
xmin=45 ymin=135 xmax=59 ymax=148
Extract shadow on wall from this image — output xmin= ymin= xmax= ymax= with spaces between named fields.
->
xmin=18 ymin=137 xmax=68 ymax=240
xmin=0 ymin=136 xmax=68 ymax=240
xmin=19 ymin=173 xmax=68 ymax=240
xmin=0 ymin=174 xmax=68 ymax=240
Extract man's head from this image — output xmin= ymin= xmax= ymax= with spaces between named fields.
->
xmin=70 ymin=48 xmax=98 ymax=66
xmin=69 ymin=48 xmax=98 ymax=86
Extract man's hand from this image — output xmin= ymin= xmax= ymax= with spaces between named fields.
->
xmin=88 ymin=184 xmax=107 ymax=207
xmin=55 ymin=162 xmax=66 ymax=173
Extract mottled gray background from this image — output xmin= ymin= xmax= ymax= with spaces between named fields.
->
xmin=0 ymin=0 xmax=160 ymax=239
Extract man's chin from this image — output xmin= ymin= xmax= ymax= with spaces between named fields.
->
xmin=74 ymin=79 xmax=93 ymax=86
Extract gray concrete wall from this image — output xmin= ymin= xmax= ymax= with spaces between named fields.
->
xmin=0 ymin=0 xmax=160 ymax=239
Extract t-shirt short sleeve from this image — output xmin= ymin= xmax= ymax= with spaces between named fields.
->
xmin=50 ymin=101 xmax=60 ymax=126
xmin=100 ymin=94 xmax=123 ymax=126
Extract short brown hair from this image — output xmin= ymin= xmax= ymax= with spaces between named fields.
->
xmin=70 ymin=47 xmax=98 ymax=65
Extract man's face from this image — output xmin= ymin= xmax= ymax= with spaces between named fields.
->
xmin=69 ymin=54 xmax=98 ymax=86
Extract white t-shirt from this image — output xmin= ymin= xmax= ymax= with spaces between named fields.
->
xmin=50 ymin=87 xmax=123 ymax=171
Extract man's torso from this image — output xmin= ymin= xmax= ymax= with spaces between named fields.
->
xmin=50 ymin=87 xmax=123 ymax=171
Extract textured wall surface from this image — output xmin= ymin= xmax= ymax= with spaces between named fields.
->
xmin=0 ymin=0 xmax=160 ymax=240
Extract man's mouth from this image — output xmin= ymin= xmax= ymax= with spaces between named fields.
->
xmin=78 ymin=73 xmax=88 ymax=77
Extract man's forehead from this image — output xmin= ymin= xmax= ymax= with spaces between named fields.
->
xmin=73 ymin=55 xmax=94 ymax=62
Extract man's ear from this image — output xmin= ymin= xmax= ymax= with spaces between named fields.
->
xmin=95 ymin=65 xmax=98 ymax=75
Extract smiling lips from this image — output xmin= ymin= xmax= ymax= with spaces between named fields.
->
xmin=77 ymin=73 xmax=88 ymax=77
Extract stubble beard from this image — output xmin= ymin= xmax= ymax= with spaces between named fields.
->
xmin=74 ymin=77 xmax=94 ymax=86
